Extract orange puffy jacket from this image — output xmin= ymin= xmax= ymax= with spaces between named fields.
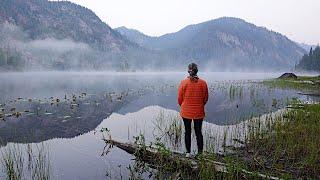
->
xmin=178 ymin=77 xmax=209 ymax=119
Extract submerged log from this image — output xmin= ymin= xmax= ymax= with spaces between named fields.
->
xmin=104 ymin=138 xmax=280 ymax=180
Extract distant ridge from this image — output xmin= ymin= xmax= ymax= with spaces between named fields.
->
xmin=0 ymin=0 xmax=307 ymax=71
xmin=116 ymin=17 xmax=306 ymax=70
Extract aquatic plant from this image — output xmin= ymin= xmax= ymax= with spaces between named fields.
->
xmin=29 ymin=144 xmax=51 ymax=180
xmin=0 ymin=143 xmax=51 ymax=180
xmin=228 ymin=84 xmax=244 ymax=101
xmin=153 ymin=110 xmax=183 ymax=149
xmin=1 ymin=144 xmax=24 ymax=180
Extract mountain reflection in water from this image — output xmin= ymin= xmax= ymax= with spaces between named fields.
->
xmin=0 ymin=72 xmax=315 ymax=179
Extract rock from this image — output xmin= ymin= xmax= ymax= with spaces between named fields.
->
xmin=278 ymin=73 xmax=298 ymax=79
xmin=313 ymin=80 xmax=320 ymax=85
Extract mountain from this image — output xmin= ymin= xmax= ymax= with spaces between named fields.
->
xmin=0 ymin=0 xmax=133 ymax=52
xmin=116 ymin=26 xmax=153 ymax=47
xmin=0 ymin=0 xmax=307 ymax=71
xmin=117 ymin=17 xmax=306 ymax=70
xmin=0 ymin=0 xmax=154 ymax=71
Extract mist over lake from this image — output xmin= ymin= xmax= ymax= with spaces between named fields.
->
xmin=1 ymin=72 xmax=318 ymax=179
xmin=0 ymin=0 xmax=319 ymax=179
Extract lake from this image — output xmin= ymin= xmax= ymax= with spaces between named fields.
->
xmin=0 ymin=72 xmax=315 ymax=179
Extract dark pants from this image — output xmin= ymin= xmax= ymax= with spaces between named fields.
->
xmin=183 ymin=118 xmax=203 ymax=154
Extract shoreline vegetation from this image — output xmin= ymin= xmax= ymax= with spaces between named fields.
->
xmin=102 ymin=75 xmax=320 ymax=179
xmin=263 ymin=75 xmax=320 ymax=94
xmin=0 ymin=143 xmax=51 ymax=180
xmin=1 ymin=75 xmax=319 ymax=179
xmin=103 ymin=104 xmax=320 ymax=179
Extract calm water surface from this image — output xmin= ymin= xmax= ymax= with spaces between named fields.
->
xmin=0 ymin=72 xmax=315 ymax=179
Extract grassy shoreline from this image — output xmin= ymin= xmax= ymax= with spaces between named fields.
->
xmin=223 ymin=76 xmax=320 ymax=178
xmin=100 ymin=103 xmax=319 ymax=179
xmin=107 ymin=76 xmax=320 ymax=179
xmin=263 ymin=75 xmax=320 ymax=93
xmin=229 ymin=103 xmax=320 ymax=179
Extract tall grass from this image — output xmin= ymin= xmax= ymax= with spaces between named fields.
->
xmin=30 ymin=144 xmax=51 ymax=180
xmin=139 ymin=104 xmax=318 ymax=178
xmin=1 ymin=144 xmax=24 ymax=180
xmin=0 ymin=143 xmax=51 ymax=180
xmin=153 ymin=110 xmax=183 ymax=149
xmin=241 ymin=103 xmax=320 ymax=178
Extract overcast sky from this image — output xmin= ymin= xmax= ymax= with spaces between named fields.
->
xmin=54 ymin=0 xmax=319 ymax=44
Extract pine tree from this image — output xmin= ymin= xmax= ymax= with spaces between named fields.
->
xmin=0 ymin=49 xmax=5 ymax=66
xmin=296 ymin=45 xmax=320 ymax=71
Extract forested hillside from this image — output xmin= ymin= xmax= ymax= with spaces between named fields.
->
xmin=0 ymin=0 xmax=147 ymax=71
xmin=0 ymin=0 xmax=133 ymax=51
xmin=295 ymin=46 xmax=320 ymax=72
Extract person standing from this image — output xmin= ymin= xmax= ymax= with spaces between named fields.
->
xmin=178 ymin=63 xmax=209 ymax=157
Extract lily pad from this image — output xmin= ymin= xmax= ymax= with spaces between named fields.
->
xmin=5 ymin=114 xmax=13 ymax=117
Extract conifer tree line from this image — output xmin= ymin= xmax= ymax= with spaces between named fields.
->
xmin=296 ymin=45 xmax=320 ymax=72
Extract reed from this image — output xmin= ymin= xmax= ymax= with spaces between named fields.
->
xmin=1 ymin=144 xmax=24 ymax=180
xmin=0 ymin=143 xmax=51 ymax=180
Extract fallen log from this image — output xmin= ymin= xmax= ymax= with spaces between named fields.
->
xmin=103 ymin=138 xmax=280 ymax=179
xmin=104 ymin=138 xmax=200 ymax=175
